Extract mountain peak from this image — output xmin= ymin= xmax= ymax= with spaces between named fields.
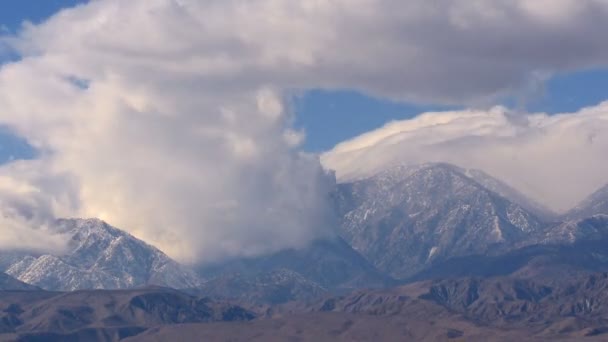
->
xmin=1 ymin=218 xmax=201 ymax=291
xmin=336 ymin=162 xmax=545 ymax=279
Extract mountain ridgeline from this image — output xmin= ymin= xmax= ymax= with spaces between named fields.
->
xmin=2 ymin=163 xmax=608 ymax=295
xmin=335 ymin=163 xmax=546 ymax=279
xmin=1 ymin=162 xmax=608 ymax=340
xmin=0 ymin=219 xmax=201 ymax=291
xmin=333 ymin=163 xmax=608 ymax=281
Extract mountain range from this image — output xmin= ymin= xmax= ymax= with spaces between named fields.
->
xmin=1 ymin=162 xmax=608 ymax=340
xmin=335 ymin=163 xmax=547 ymax=279
xmin=5 ymin=273 xmax=608 ymax=341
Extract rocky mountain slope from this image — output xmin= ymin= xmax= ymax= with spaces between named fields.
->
xmin=122 ymin=273 xmax=608 ymax=342
xmin=0 ymin=273 xmax=39 ymax=291
xmin=198 ymin=237 xmax=393 ymax=303
xmin=305 ymin=272 xmax=608 ymax=339
xmin=539 ymin=214 xmax=608 ymax=244
xmin=192 ymin=269 xmax=328 ymax=305
xmin=6 ymin=273 xmax=608 ymax=341
xmin=334 ymin=163 xmax=546 ymax=279
xmin=566 ymin=184 xmax=608 ymax=220
xmin=0 ymin=219 xmax=201 ymax=291
xmin=0 ymin=287 xmax=254 ymax=341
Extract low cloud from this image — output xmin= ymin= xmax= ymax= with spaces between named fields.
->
xmin=322 ymin=103 xmax=608 ymax=212
xmin=0 ymin=160 xmax=74 ymax=253
xmin=0 ymin=0 xmax=607 ymax=260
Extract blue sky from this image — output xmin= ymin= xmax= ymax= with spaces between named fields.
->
xmin=0 ymin=1 xmax=90 ymax=163
xmin=1 ymin=0 xmax=607 ymax=155
xmin=296 ymin=68 xmax=608 ymax=151
xmin=0 ymin=0 xmax=86 ymax=31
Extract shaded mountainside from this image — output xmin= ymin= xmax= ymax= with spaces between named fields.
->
xmin=0 ymin=287 xmax=254 ymax=341
xmin=407 ymin=235 xmax=608 ymax=283
xmin=123 ymin=312 xmax=514 ymax=342
xmin=418 ymin=273 xmax=608 ymax=332
xmin=0 ymin=219 xmax=201 ymax=291
xmin=5 ymin=275 xmax=608 ymax=342
xmin=189 ymin=269 xmax=328 ymax=305
xmin=122 ymin=273 xmax=608 ymax=342
xmin=198 ymin=237 xmax=394 ymax=303
xmin=334 ymin=163 xmax=546 ymax=279
xmin=0 ymin=273 xmax=39 ymax=291
xmin=566 ymin=184 xmax=608 ymax=220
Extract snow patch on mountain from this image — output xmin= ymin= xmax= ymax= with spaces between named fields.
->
xmin=1 ymin=218 xmax=201 ymax=291
xmin=334 ymin=163 xmax=546 ymax=279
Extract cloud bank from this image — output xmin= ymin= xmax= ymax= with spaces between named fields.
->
xmin=322 ymin=103 xmax=608 ymax=212
xmin=0 ymin=0 xmax=607 ymax=260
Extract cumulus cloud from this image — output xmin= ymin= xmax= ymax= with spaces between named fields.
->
xmin=0 ymin=56 xmax=337 ymax=262
xmin=7 ymin=0 xmax=608 ymax=104
xmin=0 ymin=0 xmax=607 ymax=260
xmin=322 ymin=103 xmax=608 ymax=212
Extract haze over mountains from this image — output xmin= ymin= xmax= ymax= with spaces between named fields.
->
xmin=1 ymin=162 xmax=608 ymax=340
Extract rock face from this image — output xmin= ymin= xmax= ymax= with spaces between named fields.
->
xmin=334 ymin=163 xmax=545 ymax=279
xmin=0 ymin=219 xmax=201 ymax=291
xmin=566 ymin=184 xmax=608 ymax=220
xmin=462 ymin=168 xmax=556 ymax=219
xmin=2 ymin=161 xmax=608 ymax=340
xmin=4 ymin=274 xmax=608 ymax=341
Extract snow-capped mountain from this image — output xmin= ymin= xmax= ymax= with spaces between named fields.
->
xmin=462 ymin=168 xmax=556 ymax=219
xmin=0 ymin=218 xmax=201 ymax=291
xmin=565 ymin=184 xmax=608 ymax=220
xmin=334 ymin=163 xmax=546 ymax=279
xmin=1 ymin=164 xmax=606 ymax=297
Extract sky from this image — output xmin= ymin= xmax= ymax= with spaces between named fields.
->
xmin=0 ymin=0 xmax=607 ymax=262
xmin=1 ymin=0 xmax=607 ymax=153
xmin=0 ymin=0 xmax=87 ymax=162
xmin=0 ymin=0 xmax=86 ymax=30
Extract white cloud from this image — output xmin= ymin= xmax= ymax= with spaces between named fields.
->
xmin=6 ymin=0 xmax=608 ymax=104
xmin=322 ymin=103 xmax=608 ymax=212
xmin=0 ymin=160 xmax=74 ymax=253
xmin=0 ymin=0 xmax=607 ymax=260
